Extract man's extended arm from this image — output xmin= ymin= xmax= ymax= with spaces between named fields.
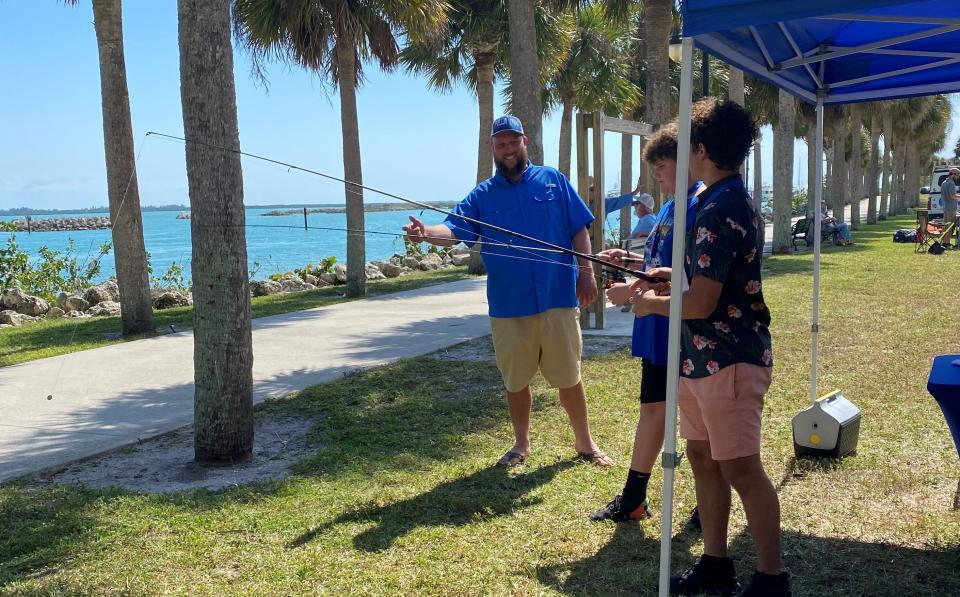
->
xmin=402 ymin=215 xmax=459 ymax=247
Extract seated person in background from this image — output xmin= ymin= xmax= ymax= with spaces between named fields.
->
xmin=820 ymin=200 xmax=853 ymax=245
xmin=605 ymin=177 xmax=658 ymax=242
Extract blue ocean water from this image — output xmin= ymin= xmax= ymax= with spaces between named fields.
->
xmin=1 ymin=208 xmax=629 ymax=283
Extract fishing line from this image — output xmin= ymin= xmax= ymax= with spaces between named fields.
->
xmin=46 ymin=133 xmax=152 ymax=402
xmin=146 ymin=131 xmax=657 ymax=281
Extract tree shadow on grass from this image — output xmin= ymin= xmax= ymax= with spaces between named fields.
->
xmin=287 ymin=460 xmax=574 ymax=552
xmin=0 ymin=484 xmax=107 ymax=587
xmin=536 ymin=521 xmax=960 ymax=597
xmin=733 ymin=529 xmax=960 ymax=596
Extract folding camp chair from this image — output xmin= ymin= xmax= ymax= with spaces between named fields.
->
xmin=917 ymin=220 xmax=954 ymax=253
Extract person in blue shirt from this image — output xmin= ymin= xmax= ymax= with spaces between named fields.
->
xmin=402 ymin=115 xmax=612 ymax=468
xmin=605 ymin=184 xmax=659 ymax=240
xmin=589 ymin=123 xmax=705 ymax=522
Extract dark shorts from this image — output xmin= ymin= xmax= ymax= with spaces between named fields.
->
xmin=639 ymin=359 xmax=668 ymax=404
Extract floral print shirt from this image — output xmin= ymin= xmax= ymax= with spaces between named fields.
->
xmin=680 ymin=174 xmax=772 ymax=379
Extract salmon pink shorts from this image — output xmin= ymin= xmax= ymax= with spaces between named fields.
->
xmin=678 ymin=363 xmax=772 ymax=461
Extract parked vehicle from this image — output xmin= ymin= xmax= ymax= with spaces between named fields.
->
xmin=923 ymin=163 xmax=960 ymax=218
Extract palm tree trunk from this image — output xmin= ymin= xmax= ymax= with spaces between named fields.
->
xmin=506 ymin=0 xmax=543 ymax=164
xmin=772 ymin=88 xmax=794 ymax=253
xmin=177 ymin=0 xmax=253 ymax=464
xmin=92 ymin=0 xmax=153 ymax=335
xmin=891 ymin=145 xmax=904 ymax=215
xmin=880 ymin=110 xmax=892 ymax=219
xmin=475 ymin=49 xmax=496 ymax=182
xmin=906 ymin=143 xmax=920 ymax=211
xmin=336 ymin=40 xmax=366 ymax=298
xmin=645 ymin=0 xmax=671 ymax=129
xmin=558 ymin=98 xmax=574 ymax=179
xmin=849 ymin=104 xmax=862 ymax=229
xmin=753 ymin=136 xmax=762 ymax=211
xmin=620 ymin=133 xmax=633 ymax=243
xmin=832 ymin=109 xmax=847 ymax=223
xmin=807 ymin=130 xmax=817 ymax=216
xmin=470 ymin=48 xmax=495 ymax=276
xmin=727 ymin=66 xmax=763 ymax=251
xmin=866 ymin=112 xmax=881 ymax=224
xmin=728 ymin=66 xmax=745 ymax=105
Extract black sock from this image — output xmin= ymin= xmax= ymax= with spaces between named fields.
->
xmin=621 ymin=469 xmax=651 ymax=507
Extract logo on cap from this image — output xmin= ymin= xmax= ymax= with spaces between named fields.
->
xmin=491 ymin=115 xmax=524 ymax=137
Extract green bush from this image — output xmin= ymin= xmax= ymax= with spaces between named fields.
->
xmin=0 ymin=232 xmax=111 ymax=300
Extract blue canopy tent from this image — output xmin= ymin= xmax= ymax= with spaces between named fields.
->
xmin=658 ymin=2 xmax=960 ymax=594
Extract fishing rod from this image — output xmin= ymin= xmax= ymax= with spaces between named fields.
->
xmin=148 ymin=131 xmax=663 ymax=283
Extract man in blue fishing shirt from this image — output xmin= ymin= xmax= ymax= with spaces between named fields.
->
xmin=402 ymin=115 xmax=612 ymax=468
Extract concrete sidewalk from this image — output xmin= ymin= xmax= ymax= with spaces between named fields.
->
xmin=0 ymin=277 xmax=635 ymax=483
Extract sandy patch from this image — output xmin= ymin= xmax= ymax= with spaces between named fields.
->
xmin=38 ymin=417 xmax=315 ymax=494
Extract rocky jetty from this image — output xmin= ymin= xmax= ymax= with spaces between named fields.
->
xmin=0 ymin=248 xmax=471 ymax=328
xmin=9 ymin=217 xmax=112 ymax=232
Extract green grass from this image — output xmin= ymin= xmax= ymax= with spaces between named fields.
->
xmin=2 ymin=216 xmax=960 ymax=595
xmin=0 ymin=268 xmax=472 ymax=368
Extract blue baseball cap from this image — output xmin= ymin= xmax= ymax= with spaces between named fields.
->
xmin=491 ymin=115 xmax=524 ymax=137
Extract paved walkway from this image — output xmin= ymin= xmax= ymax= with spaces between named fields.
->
xmin=0 ymin=277 xmax=636 ymax=483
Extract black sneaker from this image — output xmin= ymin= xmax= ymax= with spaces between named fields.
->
xmin=687 ymin=505 xmax=702 ymax=530
xmin=739 ymin=571 xmax=791 ymax=596
xmin=589 ymin=494 xmax=653 ymax=522
xmin=670 ymin=555 xmax=741 ymax=596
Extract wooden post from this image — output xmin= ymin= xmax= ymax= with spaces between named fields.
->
xmin=591 ymin=111 xmax=605 ymax=329
xmin=576 ymin=113 xmax=591 ymax=329
xmin=303 ymin=207 xmax=308 ymax=230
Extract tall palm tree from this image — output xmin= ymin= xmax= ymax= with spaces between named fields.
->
xmin=729 ymin=65 xmax=766 ymax=253
xmin=402 ymin=1 xmax=565 ymax=275
xmin=865 ymin=104 xmax=882 ymax=224
xmin=644 ymin=0 xmax=671 ymax=129
xmin=772 ymin=88 xmax=794 ymax=253
xmin=400 ymin=1 xmax=504 ymax=277
xmin=745 ymin=75 xmax=778 ymax=249
xmin=830 ymin=106 xmax=848 ymax=223
xmin=880 ymin=106 xmax=893 ymax=219
xmin=547 ymin=5 xmax=640 ymax=178
xmin=178 ymin=0 xmax=253 ymax=464
xmin=507 ymin=0 xmax=544 ymax=163
xmin=234 ymin=0 xmax=448 ymax=298
xmin=401 ymin=2 xmax=504 ymax=185
xmin=848 ymin=103 xmax=863 ymax=229
xmin=64 ymin=0 xmax=153 ymax=334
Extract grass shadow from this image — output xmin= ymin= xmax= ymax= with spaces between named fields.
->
xmin=288 ymin=460 xmax=574 ymax=552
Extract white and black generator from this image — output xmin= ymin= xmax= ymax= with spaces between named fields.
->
xmin=792 ymin=390 xmax=861 ymax=458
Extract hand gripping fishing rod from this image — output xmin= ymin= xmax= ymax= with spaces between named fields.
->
xmin=147 ymin=131 xmax=663 ymax=282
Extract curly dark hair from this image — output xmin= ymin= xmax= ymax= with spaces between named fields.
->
xmin=642 ymin=123 xmax=678 ymax=164
xmin=689 ymin=98 xmax=757 ymax=171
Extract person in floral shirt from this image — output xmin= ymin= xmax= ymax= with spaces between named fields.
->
xmin=629 ymin=99 xmax=789 ymax=597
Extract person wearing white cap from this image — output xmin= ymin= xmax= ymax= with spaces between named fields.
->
xmin=941 ymin=168 xmax=959 ymax=247
xmin=604 ymin=181 xmax=659 ymax=241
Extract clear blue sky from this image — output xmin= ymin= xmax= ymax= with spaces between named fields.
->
xmin=1 ymin=2 xmax=957 ymax=211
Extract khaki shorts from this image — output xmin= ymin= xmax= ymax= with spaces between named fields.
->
xmin=945 ymin=209 xmax=957 ymax=229
xmin=490 ymin=308 xmax=582 ymax=393
xmin=678 ymin=363 xmax=772 ymax=461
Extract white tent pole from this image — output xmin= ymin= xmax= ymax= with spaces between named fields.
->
xmin=658 ymin=35 xmax=695 ymax=597
xmin=810 ymin=97 xmax=824 ymax=405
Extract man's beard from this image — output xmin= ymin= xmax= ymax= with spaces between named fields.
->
xmin=495 ymin=150 xmax=529 ymax=178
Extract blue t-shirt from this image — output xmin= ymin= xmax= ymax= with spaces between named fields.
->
xmin=443 ymin=165 xmax=594 ymax=318
xmin=681 ymin=175 xmax=772 ymax=379
xmin=632 ymin=213 xmax=657 ymax=238
xmin=631 ymin=183 xmax=702 ymax=365
xmin=605 ymin=194 xmax=656 ymax=239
